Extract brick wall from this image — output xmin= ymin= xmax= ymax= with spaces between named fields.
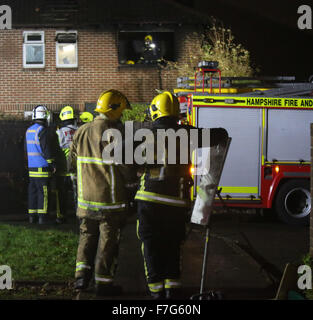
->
xmin=0 ymin=27 xmax=200 ymax=113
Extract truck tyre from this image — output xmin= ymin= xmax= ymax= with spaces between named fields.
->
xmin=275 ymin=179 xmax=310 ymax=226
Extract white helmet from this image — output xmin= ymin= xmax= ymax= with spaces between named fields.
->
xmin=32 ymin=105 xmax=49 ymax=120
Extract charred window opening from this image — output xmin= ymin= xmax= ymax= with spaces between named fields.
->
xmin=118 ymin=31 xmax=175 ymax=66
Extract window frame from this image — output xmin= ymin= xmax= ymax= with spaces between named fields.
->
xmin=55 ymin=30 xmax=78 ymax=68
xmin=117 ymin=30 xmax=176 ymax=67
xmin=23 ymin=31 xmax=45 ymax=69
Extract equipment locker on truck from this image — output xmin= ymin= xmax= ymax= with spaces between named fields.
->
xmin=178 ymin=61 xmax=313 ymax=225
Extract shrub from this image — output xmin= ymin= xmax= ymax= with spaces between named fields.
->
xmin=121 ymin=103 xmax=148 ymax=122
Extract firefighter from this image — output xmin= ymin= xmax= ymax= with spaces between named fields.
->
xmin=25 ymin=105 xmax=56 ymax=224
xmin=55 ymin=105 xmax=78 ymax=224
xmin=139 ymin=34 xmax=161 ymax=64
xmin=135 ymin=91 xmax=228 ymax=299
xmin=70 ymin=89 xmax=132 ymax=296
xmin=79 ymin=111 xmax=94 ymax=125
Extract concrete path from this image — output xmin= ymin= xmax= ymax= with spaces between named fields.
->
xmin=0 ymin=210 xmax=308 ymax=300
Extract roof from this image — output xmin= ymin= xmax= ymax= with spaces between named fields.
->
xmin=213 ymin=0 xmax=303 ymax=31
xmin=7 ymin=0 xmax=211 ymax=28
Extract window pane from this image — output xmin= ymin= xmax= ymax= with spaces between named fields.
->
xmin=27 ymin=34 xmax=42 ymax=42
xmin=57 ymin=44 xmax=77 ymax=66
xmin=26 ymin=44 xmax=44 ymax=64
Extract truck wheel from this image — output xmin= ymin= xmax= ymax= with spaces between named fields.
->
xmin=275 ymin=179 xmax=310 ymax=226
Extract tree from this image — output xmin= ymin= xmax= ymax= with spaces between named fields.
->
xmin=165 ymin=22 xmax=254 ymax=77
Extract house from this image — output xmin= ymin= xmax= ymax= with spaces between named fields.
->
xmin=0 ymin=0 xmax=210 ymax=115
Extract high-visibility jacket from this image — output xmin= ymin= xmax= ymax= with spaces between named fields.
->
xmin=135 ymin=117 xmax=228 ymax=207
xmin=69 ymin=116 xmax=130 ymax=219
xmin=25 ymin=122 xmax=55 ymax=178
xmin=56 ymin=124 xmax=78 ymax=176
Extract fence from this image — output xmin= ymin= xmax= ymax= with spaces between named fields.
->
xmin=0 ymin=120 xmax=30 ymax=214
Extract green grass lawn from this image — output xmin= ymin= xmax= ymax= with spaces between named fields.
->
xmin=0 ymin=224 xmax=78 ymax=282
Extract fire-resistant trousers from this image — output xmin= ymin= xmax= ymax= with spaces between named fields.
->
xmin=28 ymin=177 xmax=50 ymax=216
xmin=55 ymin=175 xmax=75 ymax=219
xmin=75 ymin=213 xmax=128 ymax=285
xmin=136 ymin=200 xmax=187 ymax=294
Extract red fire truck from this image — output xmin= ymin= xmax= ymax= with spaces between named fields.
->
xmin=175 ymin=61 xmax=313 ymax=225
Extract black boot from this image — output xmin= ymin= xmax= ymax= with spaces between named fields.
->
xmin=38 ymin=214 xmax=51 ymax=225
xmin=165 ymin=288 xmax=183 ymax=300
xmin=95 ymin=284 xmax=123 ymax=297
xmin=151 ymin=291 xmax=165 ymax=300
xmin=56 ymin=217 xmax=67 ymax=224
xmin=29 ymin=214 xmax=38 ymax=224
xmin=74 ymin=277 xmax=90 ymax=290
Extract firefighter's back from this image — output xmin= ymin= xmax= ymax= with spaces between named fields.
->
xmin=74 ymin=117 xmax=128 ymax=219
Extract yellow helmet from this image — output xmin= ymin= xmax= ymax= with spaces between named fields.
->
xmin=144 ymin=35 xmax=153 ymax=42
xmin=94 ymin=89 xmax=131 ymax=120
xmin=59 ymin=105 xmax=75 ymax=121
xmin=80 ymin=112 xmax=94 ymax=123
xmin=149 ymin=91 xmax=179 ymax=121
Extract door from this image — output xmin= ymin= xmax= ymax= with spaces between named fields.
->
xmin=195 ymin=106 xmax=262 ymax=199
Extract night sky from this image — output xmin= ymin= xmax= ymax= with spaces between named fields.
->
xmin=180 ymin=0 xmax=313 ymax=79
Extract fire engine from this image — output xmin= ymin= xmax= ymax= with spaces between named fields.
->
xmin=175 ymin=61 xmax=313 ymax=225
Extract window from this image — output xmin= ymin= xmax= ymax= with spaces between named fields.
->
xmin=56 ymin=31 xmax=78 ymax=68
xmin=23 ymin=31 xmax=45 ymax=68
xmin=118 ymin=31 xmax=176 ymax=66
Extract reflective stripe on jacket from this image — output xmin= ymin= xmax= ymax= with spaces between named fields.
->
xmin=134 ymin=172 xmax=191 ymax=207
xmin=28 ymin=167 xmax=52 ymax=178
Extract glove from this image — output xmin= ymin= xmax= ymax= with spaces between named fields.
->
xmin=49 ymin=162 xmax=57 ymax=174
